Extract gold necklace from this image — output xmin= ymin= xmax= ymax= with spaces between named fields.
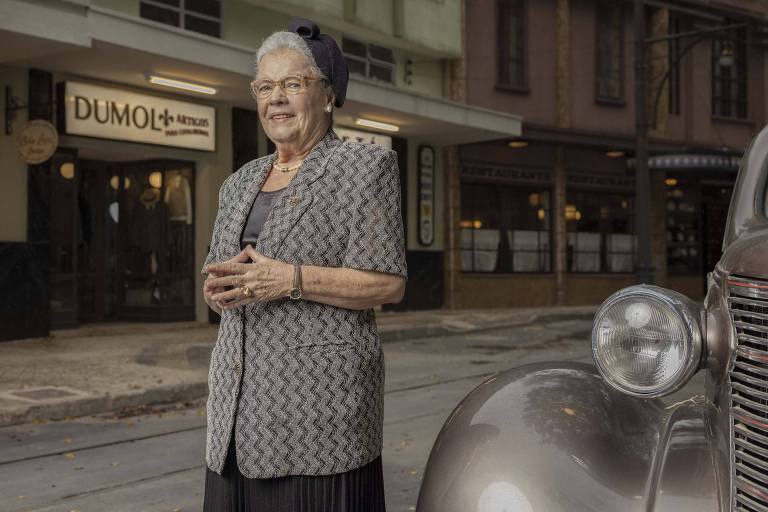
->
xmin=273 ymin=153 xmax=303 ymax=173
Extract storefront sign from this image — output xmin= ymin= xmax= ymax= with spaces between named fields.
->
xmin=17 ymin=120 xmax=58 ymax=164
xmin=462 ymin=163 xmax=552 ymax=185
xmin=59 ymin=81 xmax=216 ymax=151
xmin=567 ymin=172 xmax=633 ymax=191
xmin=334 ymin=126 xmax=392 ymax=149
xmin=418 ymin=145 xmax=435 ymax=246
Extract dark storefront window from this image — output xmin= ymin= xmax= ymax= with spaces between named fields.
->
xmin=712 ymin=26 xmax=747 ymax=119
xmin=461 ymin=182 xmax=551 ymax=273
xmin=595 ymin=0 xmax=624 ymax=102
xmin=666 ymin=179 xmax=733 ymax=276
xmin=566 ymin=191 xmax=635 ymax=273
xmin=496 ymin=0 xmax=527 ymax=90
xmin=666 ymin=183 xmax=700 ymax=275
xmin=78 ymin=159 xmax=196 ymax=322
xmin=140 ymin=0 xmax=221 ymax=38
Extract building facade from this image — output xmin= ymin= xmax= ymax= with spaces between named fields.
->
xmin=447 ymin=0 xmax=768 ymax=308
xmin=0 ymin=0 xmax=523 ymax=340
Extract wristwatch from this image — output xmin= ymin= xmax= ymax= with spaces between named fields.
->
xmin=289 ymin=263 xmax=302 ymax=300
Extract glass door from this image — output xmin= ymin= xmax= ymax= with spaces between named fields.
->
xmin=78 ymin=159 xmax=119 ymax=322
xmin=116 ymin=160 xmax=195 ymax=321
xmin=49 ymin=149 xmax=80 ymax=328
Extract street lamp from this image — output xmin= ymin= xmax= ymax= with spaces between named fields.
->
xmin=718 ymin=41 xmax=735 ymax=68
xmin=633 ymin=0 xmax=747 ymax=285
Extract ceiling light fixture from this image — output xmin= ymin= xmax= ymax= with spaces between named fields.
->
xmin=354 ymin=118 xmax=400 ymax=132
xmin=147 ymin=75 xmax=217 ymax=95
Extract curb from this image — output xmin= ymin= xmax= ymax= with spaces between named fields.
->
xmin=0 ymin=310 xmax=596 ymax=428
xmin=0 ymin=382 xmax=209 ymax=428
xmin=379 ymin=310 xmax=596 ymax=343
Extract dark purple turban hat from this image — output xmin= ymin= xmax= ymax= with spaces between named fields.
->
xmin=288 ymin=17 xmax=349 ymax=108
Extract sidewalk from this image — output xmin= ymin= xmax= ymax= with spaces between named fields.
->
xmin=0 ymin=306 xmax=596 ymax=427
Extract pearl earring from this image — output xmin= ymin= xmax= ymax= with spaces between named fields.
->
xmin=325 ymin=104 xmax=332 ymax=113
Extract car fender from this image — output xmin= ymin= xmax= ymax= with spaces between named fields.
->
xmin=416 ymin=362 xmax=719 ymax=512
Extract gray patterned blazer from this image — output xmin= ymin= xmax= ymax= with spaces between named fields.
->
xmin=201 ymin=128 xmax=407 ymax=478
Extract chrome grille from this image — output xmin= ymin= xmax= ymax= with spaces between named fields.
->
xmin=729 ymin=275 xmax=768 ymax=511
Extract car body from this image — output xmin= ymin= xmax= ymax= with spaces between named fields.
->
xmin=416 ymin=124 xmax=768 ymax=512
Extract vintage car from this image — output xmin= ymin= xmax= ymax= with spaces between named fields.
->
xmin=416 ymin=125 xmax=768 ymax=512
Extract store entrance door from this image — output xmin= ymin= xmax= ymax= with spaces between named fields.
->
xmin=77 ymin=158 xmax=195 ymax=323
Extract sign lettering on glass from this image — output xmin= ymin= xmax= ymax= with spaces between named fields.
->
xmin=60 ymin=81 xmax=216 ymax=151
xmin=418 ymin=145 xmax=435 ymax=246
xmin=333 ymin=126 xmax=392 ymax=149
xmin=461 ymin=164 xmax=552 ymax=184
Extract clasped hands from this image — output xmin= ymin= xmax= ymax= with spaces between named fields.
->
xmin=203 ymin=245 xmax=293 ymax=311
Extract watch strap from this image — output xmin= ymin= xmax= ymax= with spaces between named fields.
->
xmin=290 ymin=263 xmax=302 ymax=299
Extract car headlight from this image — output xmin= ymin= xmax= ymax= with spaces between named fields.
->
xmin=591 ymin=285 xmax=704 ymax=398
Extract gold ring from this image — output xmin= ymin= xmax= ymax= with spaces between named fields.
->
xmin=238 ymin=284 xmax=254 ymax=298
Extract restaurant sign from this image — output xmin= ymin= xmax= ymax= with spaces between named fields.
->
xmin=58 ymin=81 xmax=216 ymax=151
xmin=418 ymin=145 xmax=435 ymax=246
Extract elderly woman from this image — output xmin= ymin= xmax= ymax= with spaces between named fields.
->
xmin=200 ymin=17 xmax=407 ymax=512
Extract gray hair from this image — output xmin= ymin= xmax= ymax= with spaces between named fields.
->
xmin=252 ymin=31 xmax=336 ymax=110
xmin=254 ymin=31 xmax=324 ymax=79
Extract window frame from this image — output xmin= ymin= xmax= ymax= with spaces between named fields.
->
xmin=594 ymin=0 xmax=625 ymax=106
xmin=460 ymin=181 xmax=553 ymax=274
xmin=342 ymin=37 xmax=395 ymax=84
xmin=495 ymin=0 xmax=529 ymax=93
xmin=668 ymin=14 xmax=683 ymax=116
xmin=140 ymin=0 xmax=222 ymax=39
xmin=565 ymin=189 xmax=636 ymax=274
xmin=711 ymin=26 xmax=748 ymax=120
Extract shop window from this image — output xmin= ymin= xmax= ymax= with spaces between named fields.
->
xmin=595 ymin=0 xmax=624 ymax=103
xmin=712 ymin=26 xmax=747 ymax=119
xmin=666 ymin=183 xmax=700 ymax=275
xmin=496 ymin=0 xmax=527 ymax=90
xmin=342 ymin=38 xmax=395 ymax=84
xmin=460 ymin=182 xmax=551 ymax=273
xmin=566 ymin=191 xmax=635 ymax=273
xmin=140 ymin=0 xmax=221 ymax=38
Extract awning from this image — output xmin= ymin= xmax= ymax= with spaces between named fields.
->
xmin=627 ymin=152 xmax=742 ymax=172
xmin=1 ymin=1 xmax=522 ymax=146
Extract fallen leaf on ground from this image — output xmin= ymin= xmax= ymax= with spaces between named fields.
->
xmin=64 ymin=452 xmax=76 ymax=459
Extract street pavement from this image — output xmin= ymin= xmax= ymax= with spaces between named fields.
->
xmin=0 ymin=314 xmax=624 ymax=512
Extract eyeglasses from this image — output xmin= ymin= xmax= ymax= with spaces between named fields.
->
xmin=249 ymin=75 xmax=323 ymax=100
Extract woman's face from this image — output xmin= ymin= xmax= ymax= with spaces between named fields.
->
xmin=255 ymin=49 xmax=331 ymax=148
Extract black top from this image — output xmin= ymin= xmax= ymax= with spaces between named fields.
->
xmin=240 ymin=187 xmax=285 ymax=252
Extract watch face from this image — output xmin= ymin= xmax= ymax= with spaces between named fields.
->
xmin=289 ymin=288 xmax=301 ymax=299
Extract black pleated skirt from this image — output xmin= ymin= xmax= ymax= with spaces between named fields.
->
xmin=202 ymin=431 xmax=387 ymax=512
